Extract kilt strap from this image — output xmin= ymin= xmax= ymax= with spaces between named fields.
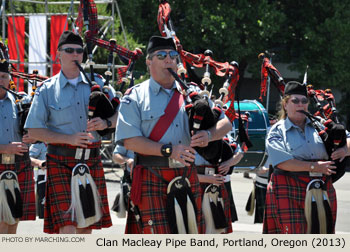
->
xmin=47 ymin=145 xmax=100 ymax=158
xmin=136 ymin=155 xmax=170 ymax=167
xmin=46 ymin=155 xmax=100 ymax=171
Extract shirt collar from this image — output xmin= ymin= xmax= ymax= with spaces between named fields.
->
xmin=0 ymin=91 xmax=9 ymax=101
xmin=59 ymin=71 xmax=89 ymax=88
xmin=284 ymin=116 xmax=312 ymax=131
xmin=149 ymin=77 xmax=177 ymax=95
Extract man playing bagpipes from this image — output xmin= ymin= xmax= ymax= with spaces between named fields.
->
xmin=0 ymin=60 xmax=36 ymax=234
xmin=115 ymin=36 xmax=232 ymax=234
xmin=263 ymin=81 xmax=350 ymax=234
xmin=24 ymin=31 xmax=116 ymax=234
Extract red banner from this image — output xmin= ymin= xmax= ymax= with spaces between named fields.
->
xmin=50 ymin=15 xmax=68 ymax=75
xmin=8 ymin=16 xmax=25 ymax=91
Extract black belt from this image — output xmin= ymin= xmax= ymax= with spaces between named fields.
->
xmin=136 ymin=154 xmax=170 ymax=167
xmin=47 ymin=145 xmax=100 ymax=158
xmin=0 ymin=152 xmax=29 ymax=164
xmin=273 ymin=167 xmax=321 ymax=177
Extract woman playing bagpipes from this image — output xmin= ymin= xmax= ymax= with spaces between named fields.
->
xmin=263 ymin=81 xmax=350 ymax=234
xmin=24 ymin=31 xmax=116 ymax=234
xmin=0 ymin=60 xmax=36 ymax=234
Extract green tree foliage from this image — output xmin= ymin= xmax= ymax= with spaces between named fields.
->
xmin=275 ymin=0 xmax=350 ymax=89
xmin=1 ymin=0 xmax=349 ymax=120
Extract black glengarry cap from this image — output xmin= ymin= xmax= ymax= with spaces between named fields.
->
xmin=146 ymin=36 xmax=176 ymax=55
xmin=284 ymin=81 xmax=307 ymax=97
xmin=57 ymin=31 xmax=83 ymax=49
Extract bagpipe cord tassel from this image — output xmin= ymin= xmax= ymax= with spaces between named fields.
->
xmin=0 ymin=179 xmax=20 ymax=225
xmin=245 ymin=181 xmax=256 ymax=216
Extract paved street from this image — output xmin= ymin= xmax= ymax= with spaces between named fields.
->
xmin=17 ymin=169 xmax=350 ymax=234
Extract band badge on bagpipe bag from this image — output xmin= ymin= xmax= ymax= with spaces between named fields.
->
xmin=0 ymin=170 xmax=23 ymax=225
xmin=67 ymin=163 xmax=102 ymax=228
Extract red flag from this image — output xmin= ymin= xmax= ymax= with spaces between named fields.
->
xmin=51 ymin=15 xmax=68 ymax=75
xmin=8 ymin=16 xmax=25 ymax=91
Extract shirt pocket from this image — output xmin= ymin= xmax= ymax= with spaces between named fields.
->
xmin=141 ymin=108 xmax=165 ymax=122
xmin=48 ymin=101 xmax=73 ymax=126
xmin=285 ymin=137 xmax=304 ymax=157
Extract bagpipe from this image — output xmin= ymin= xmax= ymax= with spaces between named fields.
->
xmin=74 ymin=0 xmax=143 ymax=136
xmin=297 ymin=109 xmax=347 ymax=183
xmin=158 ymin=0 xmax=252 ymax=165
xmin=0 ymin=41 xmax=48 ymax=137
xmin=300 ymin=67 xmax=347 ymax=183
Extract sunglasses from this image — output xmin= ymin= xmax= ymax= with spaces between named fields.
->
xmin=151 ymin=50 xmax=179 ymax=60
xmin=290 ymin=97 xmax=308 ymax=104
xmin=60 ymin=47 xmax=84 ymax=54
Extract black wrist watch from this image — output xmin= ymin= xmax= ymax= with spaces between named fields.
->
xmin=161 ymin=144 xmax=172 ymax=157
xmin=105 ymin=119 xmax=112 ymax=128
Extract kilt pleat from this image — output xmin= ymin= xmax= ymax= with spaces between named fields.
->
xmin=0 ymin=158 xmax=36 ymax=221
xmin=44 ymin=143 xmax=112 ymax=234
xmin=263 ymin=173 xmax=337 ymax=234
xmin=125 ymin=165 xmax=205 ymax=234
xmin=200 ymin=182 xmax=233 ymax=233
xmin=224 ymin=181 xmax=238 ymax=223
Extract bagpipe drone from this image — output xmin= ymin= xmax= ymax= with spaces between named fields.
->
xmin=73 ymin=0 xmax=143 ymax=136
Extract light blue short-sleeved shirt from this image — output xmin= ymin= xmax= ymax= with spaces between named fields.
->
xmin=24 ymin=71 xmax=116 ymax=142
xmin=115 ymin=77 xmax=227 ymax=164
xmin=266 ymin=117 xmax=329 ymax=167
xmin=113 ymin=144 xmax=134 ymax=159
xmin=115 ymin=77 xmax=192 ymax=146
xmin=0 ymin=92 xmax=21 ymax=144
xmin=29 ymin=142 xmax=47 ymax=160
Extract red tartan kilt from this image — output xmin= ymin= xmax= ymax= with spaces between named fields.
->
xmin=0 ymin=158 xmax=36 ymax=221
xmin=44 ymin=142 xmax=112 ymax=233
xmin=125 ymin=165 xmax=205 ymax=234
xmin=200 ymin=182 xmax=233 ymax=233
xmin=263 ymin=173 xmax=337 ymax=234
